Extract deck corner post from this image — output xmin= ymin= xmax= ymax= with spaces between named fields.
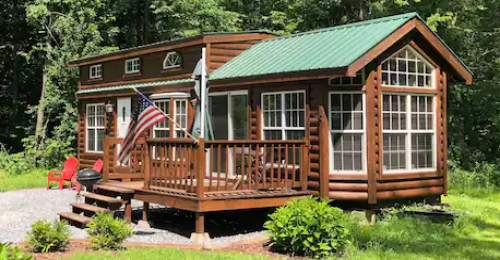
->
xmin=318 ymin=106 xmax=330 ymax=199
xmin=190 ymin=212 xmax=210 ymax=244
xmin=144 ymin=139 xmax=151 ymax=191
xmin=300 ymin=138 xmax=309 ymax=191
xmin=196 ymin=138 xmax=206 ymax=198
xmin=103 ymin=136 xmax=110 ymax=182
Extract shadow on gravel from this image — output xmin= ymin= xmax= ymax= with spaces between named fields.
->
xmin=116 ymin=207 xmax=274 ymax=238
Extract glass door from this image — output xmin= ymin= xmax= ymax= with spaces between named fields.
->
xmin=209 ymin=91 xmax=248 ymax=177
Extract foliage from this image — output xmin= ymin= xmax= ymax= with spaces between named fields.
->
xmin=448 ymin=161 xmax=500 ymax=194
xmin=26 ymin=220 xmax=70 ymax=253
xmin=0 ymin=243 xmax=32 ymax=260
xmin=0 ymin=169 xmax=49 ymax=192
xmin=264 ymin=196 xmax=351 ymax=258
xmin=86 ymin=212 xmax=133 ymax=250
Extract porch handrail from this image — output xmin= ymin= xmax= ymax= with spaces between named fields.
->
xmin=144 ymin=138 xmax=309 ymax=197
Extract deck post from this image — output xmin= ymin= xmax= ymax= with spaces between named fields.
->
xmin=300 ymin=138 xmax=309 ymax=191
xmin=318 ymin=106 xmax=330 ymax=199
xmin=102 ymin=136 xmax=109 ymax=182
xmin=190 ymin=212 xmax=210 ymax=244
xmin=196 ymin=138 xmax=205 ymax=198
xmin=143 ymin=140 xmax=151 ymax=191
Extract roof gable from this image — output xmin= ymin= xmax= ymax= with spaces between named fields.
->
xmin=211 ymin=13 xmax=472 ymax=84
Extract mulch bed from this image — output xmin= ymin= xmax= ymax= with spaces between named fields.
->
xmin=22 ymin=237 xmax=296 ymax=260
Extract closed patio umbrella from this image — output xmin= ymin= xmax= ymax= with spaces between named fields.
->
xmin=190 ymin=55 xmax=214 ymax=140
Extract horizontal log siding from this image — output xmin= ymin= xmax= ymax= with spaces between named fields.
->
xmin=209 ymin=40 xmax=261 ymax=72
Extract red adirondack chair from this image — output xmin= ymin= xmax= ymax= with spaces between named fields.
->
xmin=46 ymin=157 xmax=79 ymax=190
xmin=70 ymin=159 xmax=104 ymax=191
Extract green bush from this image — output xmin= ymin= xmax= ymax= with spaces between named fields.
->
xmin=448 ymin=161 xmax=500 ymax=194
xmin=26 ymin=220 xmax=70 ymax=253
xmin=86 ymin=212 xmax=133 ymax=250
xmin=264 ymin=196 xmax=351 ymax=258
xmin=0 ymin=242 xmax=32 ymax=260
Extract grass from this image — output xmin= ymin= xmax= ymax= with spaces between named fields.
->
xmin=64 ymin=248 xmax=273 ymax=260
xmin=0 ymin=169 xmax=55 ymax=192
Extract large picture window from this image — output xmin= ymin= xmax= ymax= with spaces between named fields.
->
xmin=329 ymin=92 xmax=365 ymax=172
xmin=382 ymin=94 xmax=435 ymax=171
xmin=86 ymin=103 xmax=105 ymax=152
xmin=262 ymin=91 xmax=305 ymax=140
xmin=381 ymin=46 xmax=435 ymax=88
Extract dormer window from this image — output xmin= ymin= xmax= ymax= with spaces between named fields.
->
xmin=90 ymin=64 xmax=102 ymax=79
xmin=163 ymin=52 xmax=181 ymax=69
xmin=125 ymin=58 xmax=140 ymax=74
xmin=381 ymin=46 xmax=435 ymax=88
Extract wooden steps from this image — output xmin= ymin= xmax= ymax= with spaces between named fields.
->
xmin=58 ymin=212 xmax=92 ymax=228
xmin=59 ymin=182 xmax=135 ymax=229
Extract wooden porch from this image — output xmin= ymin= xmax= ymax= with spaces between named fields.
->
xmin=61 ymin=137 xmax=310 ymax=240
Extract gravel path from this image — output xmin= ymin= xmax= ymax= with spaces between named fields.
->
xmin=0 ymin=188 xmax=267 ymax=245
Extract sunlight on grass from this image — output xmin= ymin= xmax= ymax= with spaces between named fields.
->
xmin=0 ymin=169 xmax=53 ymax=192
xmin=64 ymin=248 xmax=273 ymax=260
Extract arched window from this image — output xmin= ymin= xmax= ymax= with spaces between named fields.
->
xmin=163 ymin=52 xmax=181 ymax=69
xmin=381 ymin=46 xmax=435 ymax=88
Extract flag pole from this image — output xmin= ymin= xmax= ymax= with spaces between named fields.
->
xmin=200 ymin=47 xmax=207 ymax=139
xmin=130 ymin=86 xmax=198 ymax=143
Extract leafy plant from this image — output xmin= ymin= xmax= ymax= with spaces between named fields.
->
xmin=264 ymin=196 xmax=351 ymax=258
xmin=86 ymin=212 xmax=132 ymax=250
xmin=0 ymin=243 xmax=32 ymax=260
xmin=26 ymin=220 xmax=70 ymax=253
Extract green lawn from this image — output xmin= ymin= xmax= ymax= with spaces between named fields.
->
xmin=61 ymin=189 xmax=500 ymax=260
xmin=0 ymin=169 xmax=55 ymax=192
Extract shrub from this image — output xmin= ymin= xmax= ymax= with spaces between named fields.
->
xmin=0 ymin=242 xmax=32 ymax=260
xmin=26 ymin=220 xmax=70 ymax=253
xmin=264 ymin=196 xmax=351 ymax=258
xmin=86 ymin=212 xmax=133 ymax=250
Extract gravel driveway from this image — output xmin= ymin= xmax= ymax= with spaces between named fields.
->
xmin=0 ymin=188 xmax=267 ymax=245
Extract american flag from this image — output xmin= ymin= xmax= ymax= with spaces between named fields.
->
xmin=118 ymin=92 xmax=167 ymax=165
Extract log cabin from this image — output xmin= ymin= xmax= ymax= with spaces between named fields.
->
xmin=61 ymin=12 xmax=473 ymax=241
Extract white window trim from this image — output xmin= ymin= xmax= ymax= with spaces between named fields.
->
xmin=89 ymin=64 xmax=102 ymax=79
xmin=382 ymin=93 xmax=437 ymax=173
xmin=381 ymin=45 xmax=436 ymax=89
xmin=261 ymin=90 xmax=306 ymax=140
xmin=85 ymin=103 xmax=105 ymax=153
xmin=163 ymin=52 xmax=181 ymax=70
xmin=125 ymin=58 xmax=140 ymax=74
xmin=152 ymin=99 xmax=170 ymax=138
xmin=328 ymin=91 xmax=367 ymax=173
xmin=173 ymin=99 xmax=188 ymax=137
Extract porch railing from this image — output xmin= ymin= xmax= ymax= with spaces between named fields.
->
xmin=102 ymin=137 xmax=146 ymax=181
xmin=144 ymin=138 xmax=309 ymax=197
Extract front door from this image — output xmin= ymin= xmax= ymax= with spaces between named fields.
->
xmin=209 ymin=91 xmax=248 ymax=176
xmin=116 ymin=98 xmax=131 ymax=165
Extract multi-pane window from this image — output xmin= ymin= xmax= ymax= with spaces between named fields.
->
xmin=329 ymin=93 xmax=365 ymax=171
xmin=174 ymin=99 xmax=188 ymax=137
xmin=153 ymin=100 xmax=170 ymax=138
xmin=90 ymin=65 xmax=102 ymax=79
xmin=163 ymin=52 xmax=181 ymax=69
xmin=153 ymin=99 xmax=188 ymax=138
xmin=382 ymin=94 xmax=435 ymax=171
xmin=125 ymin=58 xmax=140 ymax=74
xmin=381 ymin=46 xmax=434 ymax=88
xmin=262 ymin=91 xmax=305 ymax=140
xmin=86 ymin=103 xmax=105 ymax=152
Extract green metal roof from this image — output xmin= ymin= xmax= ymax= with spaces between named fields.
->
xmin=76 ymin=78 xmax=194 ymax=95
xmin=211 ymin=13 xmax=419 ymax=80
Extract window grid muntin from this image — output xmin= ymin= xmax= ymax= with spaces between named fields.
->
xmin=329 ymin=92 xmax=366 ymax=172
xmin=125 ymin=58 xmax=140 ymax=74
xmin=86 ymin=103 xmax=105 ymax=152
xmin=163 ymin=52 xmax=181 ymax=69
xmin=153 ymin=100 xmax=170 ymax=138
xmin=382 ymin=94 xmax=436 ymax=172
xmin=262 ymin=91 xmax=306 ymax=140
xmin=381 ymin=46 xmax=434 ymax=89
xmin=90 ymin=65 xmax=102 ymax=79
xmin=174 ymin=99 xmax=188 ymax=137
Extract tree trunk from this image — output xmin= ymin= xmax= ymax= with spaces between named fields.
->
xmin=35 ymin=36 xmax=50 ymax=149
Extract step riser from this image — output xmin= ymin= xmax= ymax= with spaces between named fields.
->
xmin=60 ymin=217 xmax=88 ymax=229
